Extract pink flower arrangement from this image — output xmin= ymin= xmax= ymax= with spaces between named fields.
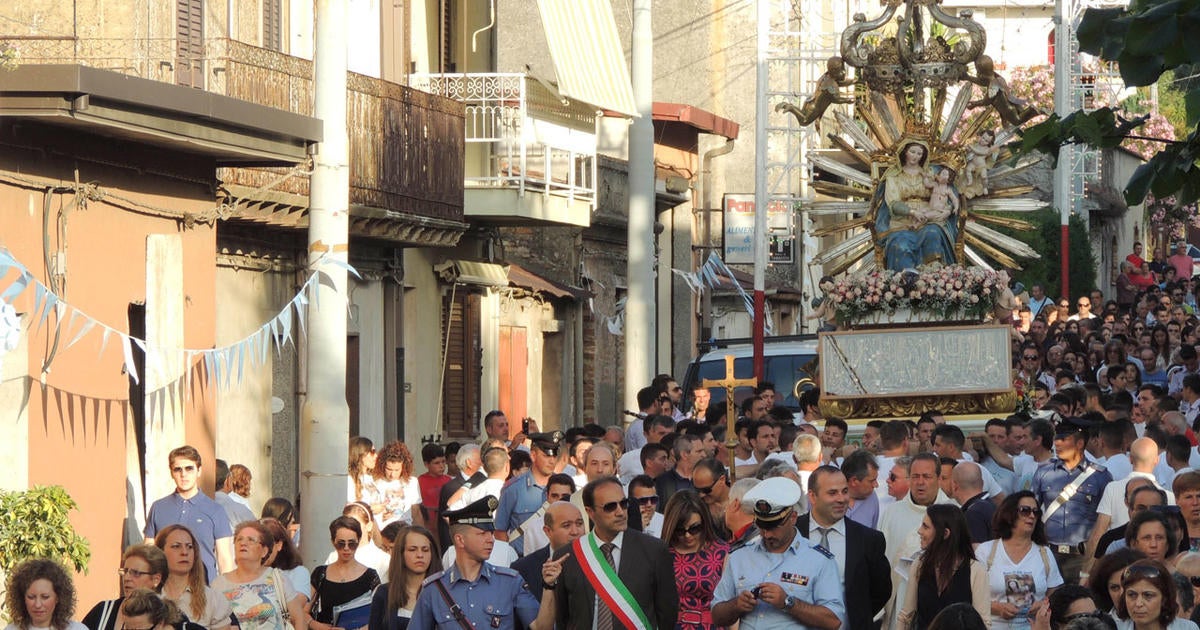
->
xmin=824 ymin=264 xmax=1002 ymax=323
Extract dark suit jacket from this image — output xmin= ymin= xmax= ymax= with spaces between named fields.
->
xmin=797 ymin=514 xmax=891 ymax=630
xmin=512 ymin=544 xmax=551 ymax=594
xmin=553 ymin=529 xmax=678 ymax=629
xmin=437 ymin=470 xmax=485 ymax=545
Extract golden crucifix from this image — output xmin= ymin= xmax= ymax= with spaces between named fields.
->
xmin=701 ymin=354 xmax=757 ymax=481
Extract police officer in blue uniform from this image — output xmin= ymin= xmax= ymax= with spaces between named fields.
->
xmin=409 ymin=496 xmax=558 ymax=629
xmin=711 ymin=477 xmax=846 ymax=630
xmin=1031 ymin=416 xmax=1112 ymax=584
xmin=495 ymin=431 xmax=563 ymax=553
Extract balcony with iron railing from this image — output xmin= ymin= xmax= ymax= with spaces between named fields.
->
xmin=0 ymin=36 xmax=466 ymax=234
xmin=409 ymin=73 xmax=597 ymax=227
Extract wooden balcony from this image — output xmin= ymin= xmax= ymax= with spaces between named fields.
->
xmin=0 ymin=36 xmax=467 ymax=243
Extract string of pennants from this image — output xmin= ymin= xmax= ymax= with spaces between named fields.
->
xmin=0 ymin=247 xmax=357 ymax=392
xmin=597 ymin=253 xmax=774 ymax=336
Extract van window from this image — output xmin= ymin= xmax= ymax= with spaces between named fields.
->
xmin=684 ymin=353 xmax=818 ymax=413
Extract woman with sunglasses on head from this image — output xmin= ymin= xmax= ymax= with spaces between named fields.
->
xmin=309 ymin=517 xmax=381 ymax=630
xmin=661 ymin=491 xmax=729 ymax=630
xmin=154 ymin=525 xmax=232 ymax=630
xmin=898 ymin=504 xmax=990 ymax=629
xmin=79 ymin=545 xmax=168 ymax=630
xmin=368 ymin=525 xmax=442 ymax=630
xmin=212 ymin=521 xmax=307 ymax=630
xmin=261 ymin=498 xmax=301 ymax=548
xmin=1090 ymin=549 xmax=1150 ymax=614
xmin=1113 ymin=559 xmax=1200 ymax=629
xmin=260 ymin=518 xmax=310 ymax=611
xmin=977 ymin=491 xmax=1065 ymax=629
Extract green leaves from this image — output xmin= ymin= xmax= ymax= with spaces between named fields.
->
xmin=1014 ymin=0 xmax=1200 ymax=208
xmin=0 ymin=485 xmax=92 ymax=577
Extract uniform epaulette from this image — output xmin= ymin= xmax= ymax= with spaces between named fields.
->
xmin=421 ymin=571 xmax=445 ymax=586
xmin=812 ymin=544 xmax=835 ymax=559
xmin=493 ymin=566 xmax=519 ymax=577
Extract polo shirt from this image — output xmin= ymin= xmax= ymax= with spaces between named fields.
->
xmin=144 ymin=491 xmax=232 ymax=582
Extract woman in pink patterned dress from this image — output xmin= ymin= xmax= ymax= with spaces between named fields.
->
xmin=662 ymin=490 xmax=730 ymax=630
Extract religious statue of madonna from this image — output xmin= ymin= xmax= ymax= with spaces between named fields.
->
xmin=872 ymin=140 xmax=960 ymax=271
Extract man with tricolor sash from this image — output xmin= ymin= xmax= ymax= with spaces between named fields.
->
xmin=552 ymin=476 xmax=679 ymax=629
xmin=711 ymin=477 xmax=845 ymax=629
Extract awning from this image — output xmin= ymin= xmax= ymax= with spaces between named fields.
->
xmin=536 ymin=0 xmax=637 ymax=117
xmin=508 ymin=264 xmax=591 ymax=300
xmin=434 ymin=260 xmax=509 ymax=287
xmin=652 ymin=103 xmax=740 ymax=141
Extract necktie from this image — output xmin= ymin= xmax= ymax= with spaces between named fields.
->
xmin=596 ymin=542 xmax=617 ymax=630
xmin=817 ymin=526 xmax=831 ymax=551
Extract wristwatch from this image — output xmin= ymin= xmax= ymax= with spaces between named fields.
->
xmin=783 ymin=595 xmax=797 ymax=610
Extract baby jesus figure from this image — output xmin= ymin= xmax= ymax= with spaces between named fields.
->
xmin=914 ymin=166 xmax=959 ymax=225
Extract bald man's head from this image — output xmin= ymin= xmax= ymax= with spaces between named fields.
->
xmin=1178 ymin=551 xmax=1200 ymax=577
xmin=1131 ymin=437 xmax=1159 ymax=470
xmin=543 ymin=501 xmax=585 ymax=550
xmin=950 ymin=461 xmax=983 ymax=504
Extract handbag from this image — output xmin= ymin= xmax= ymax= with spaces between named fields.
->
xmin=331 ymin=591 xmax=374 ymax=630
xmin=270 ymin=569 xmax=296 ymax=630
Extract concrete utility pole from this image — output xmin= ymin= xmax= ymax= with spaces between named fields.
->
xmin=752 ymin=0 xmax=768 ymax=380
xmin=1053 ymin=0 xmax=1072 ymax=299
xmin=625 ymin=0 xmax=655 ymax=409
xmin=300 ymin=0 xmax=351 ymax=567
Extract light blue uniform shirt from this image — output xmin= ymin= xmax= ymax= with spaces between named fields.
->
xmin=494 ymin=471 xmax=547 ymax=552
xmin=712 ymin=530 xmax=845 ymax=629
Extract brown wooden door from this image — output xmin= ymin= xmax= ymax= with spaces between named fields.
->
xmin=498 ymin=325 xmax=528 ymax=437
xmin=175 ymin=0 xmax=205 ymax=87
xmin=442 ymin=291 xmax=481 ymax=438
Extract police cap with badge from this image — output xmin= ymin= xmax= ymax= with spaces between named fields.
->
xmin=528 ymin=431 xmax=563 ymax=457
xmin=743 ymin=477 xmax=801 ymax=529
xmin=1053 ymin=415 xmax=1096 ymax=440
xmin=444 ymin=495 xmax=499 ymax=530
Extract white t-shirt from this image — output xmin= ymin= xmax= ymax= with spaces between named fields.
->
xmin=371 ymin=476 xmax=422 ymax=527
xmin=1097 ymin=472 xmax=1176 ymax=527
xmin=976 ymin=539 xmax=1064 ymax=630
xmin=617 ymin=447 xmax=644 ymax=485
xmin=875 ymin=455 xmax=898 ymax=499
xmin=450 ymin=477 xmax=504 ymax=510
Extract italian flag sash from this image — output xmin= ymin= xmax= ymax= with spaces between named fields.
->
xmin=572 ymin=533 xmax=652 ymax=630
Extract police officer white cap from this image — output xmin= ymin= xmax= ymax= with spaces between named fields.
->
xmin=742 ymin=477 xmax=802 ymax=527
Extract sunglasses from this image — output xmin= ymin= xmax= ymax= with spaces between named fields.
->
xmin=1187 ymin=575 xmax=1200 ymax=589
xmin=334 ymin=539 xmax=360 ymax=550
xmin=598 ymin=498 xmax=631 ymax=513
xmin=634 ymin=495 xmax=659 ymax=506
xmin=696 ymin=478 xmax=724 ymax=495
xmin=675 ymin=522 xmax=704 ymax=538
xmin=1064 ymin=611 xmax=1106 ymax=623
xmin=1022 ymin=354 xmax=1039 ymax=360
xmin=1017 ymin=505 xmax=1042 ymax=517
xmin=1123 ymin=563 xmax=1164 ymax=584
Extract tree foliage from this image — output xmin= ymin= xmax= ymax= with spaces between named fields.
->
xmin=1014 ymin=0 xmax=1200 ymax=206
xmin=1005 ymin=209 xmax=1099 ymax=300
xmin=0 ymin=485 xmax=91 ymax=576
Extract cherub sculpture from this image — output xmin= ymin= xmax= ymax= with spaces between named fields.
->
xmin=918 ymin=166 xmax=960 ymax=225
xmin=967 ymin=55 xmax=1041 ymax=127
xmin=776 ymin=56 xmax=856 ymax=127
xmin=961 ymin=129 xmax=998 ymax=198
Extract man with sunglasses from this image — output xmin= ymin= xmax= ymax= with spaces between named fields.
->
xmin=1031 ymin=416 xmax=1112 ymax=584
xmin=496 ymin=432 xmax=563 ymax=554
xmin=712 ymin=477 xmax=844 ymax=629
xmin=693 ymin=458 xmax=731 ymax=525
xmin=628 ymin=475 xmax=664 ymax=537
xmin=144 ymin=445 xmax=234 ymax=583
xmin=552 ymin=476 xmax=678 ymax=629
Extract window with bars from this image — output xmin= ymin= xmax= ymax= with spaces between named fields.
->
xmin=175 ymin=0 xmax=204 ymax=88
xmin=263 ymin=0 xmax=283 ymax=52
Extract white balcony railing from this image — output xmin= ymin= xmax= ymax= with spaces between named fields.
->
xmin=411 ymin=73 xmax=597 ymax=207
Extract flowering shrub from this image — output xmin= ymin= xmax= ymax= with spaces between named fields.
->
xmin=825 ymin=264 xmax=1002 ymax=323
xmin=1146 ymin=194 xmax=1200 ymax=240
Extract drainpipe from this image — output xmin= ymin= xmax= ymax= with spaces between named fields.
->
xmin=699 ymin=138 xmax=735 ymax=343
xmin=471 ymin=0 xmax=495 ymax=52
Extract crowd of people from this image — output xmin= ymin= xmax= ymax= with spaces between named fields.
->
xmin=12 ymin=261 xmax=1200 ymax=630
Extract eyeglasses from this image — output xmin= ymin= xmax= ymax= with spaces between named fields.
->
xmin=1078 ymin=302 xmax=1089 ymax=307
xmin=1123 ymin=563 xmax=1164 ymax=584
xmin=1022 ymin=354 xmax=1039 ymax=360
xmin=671 ymin=386 xmax=683 ymax=393
xmin=334 ymin=539 xmax=360 ymax=550
xmin=170 ymin=465 xmax=197 ymax=475
xmin=695 ymin=477 xmax=725 ymax=495
xmin=234 ymin=535 xmax=263 ymax=546
xmin=118 ymin=568 xmax=155 ymax=578
xmin=634 ymin=495 xmax=659 ymax=506
xmin=597 ymin=498 xmax=631 ymax=513
xmin=675 ymin=522 xmax=704 ymax=538
xmin=1017 ymin=505 xmax=1042 ymax=517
